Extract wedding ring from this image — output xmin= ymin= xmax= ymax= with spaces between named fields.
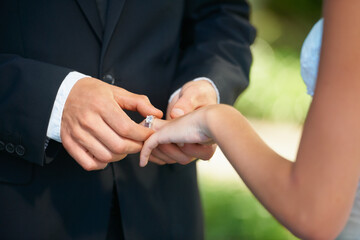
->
xmin=144 ymin=115 xmax=155 ymax=128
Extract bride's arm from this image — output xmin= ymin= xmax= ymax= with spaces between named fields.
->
xmin=208 ymin=1 xmax=360 ymax=238
xmin=141 ymin=1 xmax=360 ymax=239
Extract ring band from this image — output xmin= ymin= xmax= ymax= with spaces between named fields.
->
xmin=144 ymin=115 xmax=155 ymax=128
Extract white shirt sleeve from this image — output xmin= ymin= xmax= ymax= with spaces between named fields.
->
xmin=46 ymin=71 xmax=90 ymax=143
xmin=168 ymin=77 xmax=220 ymax=104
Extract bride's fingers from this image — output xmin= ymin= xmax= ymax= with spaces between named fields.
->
xmin=139 ymin=118 xmax=173 ymax=167
xmin=151 ymin=118 xmax=168 ymax=131
xmin=140 ymin=118 xmax=169 ymax=131
xmin=140 ymin=134 xmax=161 ymax=167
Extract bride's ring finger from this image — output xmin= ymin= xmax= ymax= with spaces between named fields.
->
xmin=144 ymin=115 xmax=155 ymax=129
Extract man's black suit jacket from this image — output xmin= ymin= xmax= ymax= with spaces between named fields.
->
xmin=0 ymin=0 xmax=255 ymax=239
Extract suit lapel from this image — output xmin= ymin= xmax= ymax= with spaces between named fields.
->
xmin=76 ymin=0 xmax=103 ymax=42
xmin=101 ymin=0 xmax=126 ymax=59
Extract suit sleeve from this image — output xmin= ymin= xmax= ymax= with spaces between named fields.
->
xmin=0 ymin=54 xmax=73 ymax=166
xmin=172 ymin=0 xmax=256 ymax=104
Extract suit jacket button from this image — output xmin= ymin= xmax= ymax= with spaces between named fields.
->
xmin=0 ymin=141 xmax=4 ymax=151
xmin=102 ymin=74 xmax=115 ymax=85
xmin=5 ymin=143 xmax=15 ymax=154
xmin=15 ymin=145 xmax=26 ymax=156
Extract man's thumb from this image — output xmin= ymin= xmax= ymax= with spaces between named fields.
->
xmin=113 ymin=88 xmax=163 ymax=118
xmin=171 ymin=108 xmax=185 ymax=118
xmin=170 ymin=97 xmax=193 ymax=119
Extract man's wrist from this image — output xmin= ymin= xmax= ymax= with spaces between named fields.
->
xmin=168 ymin=77 xmax=220 ymax=104
xmin=192 ymin=77 xmax=220 ymax=104
xmin=46 ymin=71 xmax=90 ymax=143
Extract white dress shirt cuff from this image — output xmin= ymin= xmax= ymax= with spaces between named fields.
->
xmin=46 ymin=71 xmax=90 ymax=143
xmin=168 ymin=77 xmax=220 ymax=104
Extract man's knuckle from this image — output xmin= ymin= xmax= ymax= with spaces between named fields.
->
xmin=112 ymin=144 xmax=126 ymax=155
xmin=81 ymin=120 xmax=93 ymax=131
xmin=118 ymin=154 xmax=127 ymax=160
xmin=120 ymin=123 xmax=131 ymax=136
xmin=83 ymin=161 xmax=98 ymax=171
xmin=100 ymin=152 xmax=113 ymax=163
xmin=139 ymin=94 xmax=149 ymax=102
xmin=179 ymin=98 xmax=194 ymax=110
xmin=71 ymin=128 xmax=82 ymax=141
xmin=158 ymin=144 xmax=170 ymax=153
xmin=79 ymin=114 xmax=95 ymax=130
xmin=179 ymin=161 xmax=189 ymax=165
xmin=141 ymin=95 xmax=149 ymax=100
xmin=178 ymin=157 xmax=192 ymax=165
xmin=190 ymin=98 xmax=198 ymax=108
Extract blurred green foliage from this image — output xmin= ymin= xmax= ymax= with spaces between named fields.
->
xmin=235 ymin=40 xmax=312 ymax=124
xmin=233 ymin=0 xmax=322 ymax=124
xmin=251 ymin=0 xmax=322 ymax=51
xmin=200 ymin=177 xmax=299 ymax=240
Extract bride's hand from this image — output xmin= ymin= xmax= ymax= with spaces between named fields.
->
xmin=140 ymin=107 xmax=214 ymax=167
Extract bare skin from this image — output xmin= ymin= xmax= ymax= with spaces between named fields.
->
xmin=148 ymin=80 xmax=218 ymax=166
xmin=140 ymin=1 xmax=360 ymax=239
xmin=61 ymin=77 xmax=163 ymax=171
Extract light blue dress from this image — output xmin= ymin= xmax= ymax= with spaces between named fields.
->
xmin=301 ymin=19 xmax=360 ymax=239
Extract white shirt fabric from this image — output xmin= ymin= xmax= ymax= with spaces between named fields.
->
xmin=46 ymin=72 xmax=220 ymax=143
xmin=46 ymin=71 xmax=89 ymax=142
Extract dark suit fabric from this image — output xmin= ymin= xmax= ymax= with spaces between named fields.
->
xmin=0 ymin=0 xmax=255 ymax=239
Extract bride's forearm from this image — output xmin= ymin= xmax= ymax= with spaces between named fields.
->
xmin=204 ymin=105 xmax=345 ymax=239
xmin=205 ymin=105 xmax=296 ymax=227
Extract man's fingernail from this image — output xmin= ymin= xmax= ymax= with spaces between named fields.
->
xmin=172 ymin=108 xmax=185 ymax=117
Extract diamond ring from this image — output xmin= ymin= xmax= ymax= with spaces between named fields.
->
xmin=144 ymin=115 xmax=155 ymax=128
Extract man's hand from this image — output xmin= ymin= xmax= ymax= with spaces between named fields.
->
xmin=149 ymin=80 xmax=217 ymax=166
xmin=61 ymin=77 xmax=163 ymax=171
xmin=166 ymin=80 xmax=218 ymax=119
